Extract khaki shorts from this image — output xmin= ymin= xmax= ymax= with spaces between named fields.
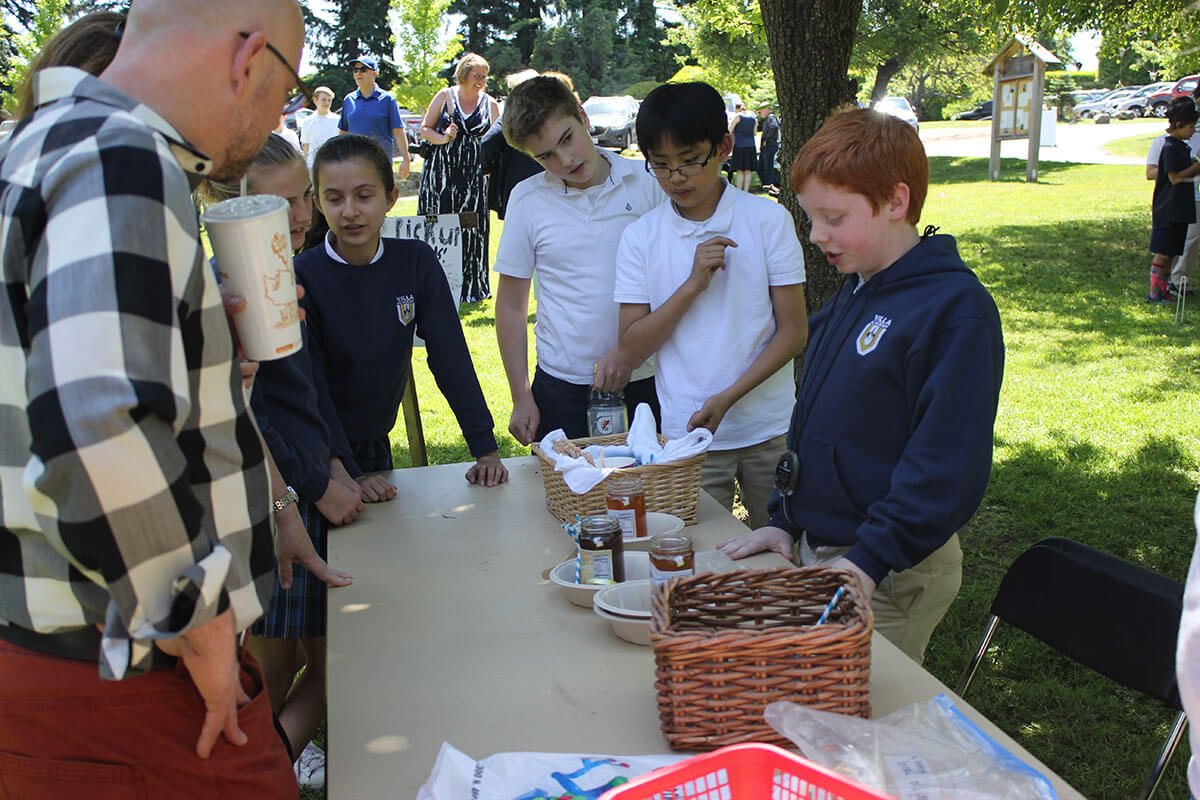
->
xmin=799 ymin=533 xmax=963 ymax=664
xmin=699 ymin=434 xmax=787 ymax=529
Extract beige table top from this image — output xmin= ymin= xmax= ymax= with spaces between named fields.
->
xmin=327 ymin=456 xmax=1084 ymax=799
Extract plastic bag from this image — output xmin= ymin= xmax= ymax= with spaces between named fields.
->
xmin=415 ymin=741 xmax=687 ymax=800
xmin=764 ymin=694 xmax=1058 ymax=800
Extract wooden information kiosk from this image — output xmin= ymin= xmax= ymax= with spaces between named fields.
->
xmin=983 ymin=35 xmax=1064 ymax=182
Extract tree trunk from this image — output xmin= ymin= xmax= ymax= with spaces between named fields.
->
xmin=759 ymin=0 xmax=862 ymax=317
xmin=870 ymin=55 xmax=904 ymax=105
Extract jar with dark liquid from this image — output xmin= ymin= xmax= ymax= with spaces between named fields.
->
xmin=649 ymin=533 xmax=693 ymax=587
xmin=578 ymin=514 xmax=625 ymax=584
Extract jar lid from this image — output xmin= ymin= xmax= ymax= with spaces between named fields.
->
xmin=581 ymin=514 xmax=621 ymax=533
xmin=650 ymin=533 xmax=692 ymax=553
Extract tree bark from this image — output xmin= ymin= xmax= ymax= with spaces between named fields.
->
xmin=870 ymin=55 xmax=904 ymax=104
xmin=759 ymin=0 xmax=863 ymax=316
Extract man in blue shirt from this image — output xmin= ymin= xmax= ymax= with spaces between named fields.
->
xmin=338 ymin=56 xmax=411 ymax=179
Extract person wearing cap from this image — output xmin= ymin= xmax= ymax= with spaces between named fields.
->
xmin=757 ymin=102 xmax=780 ymax=196
xmin=1147 ymin=97 xmax=1200 ymax=303
xmin=337 ymin=55 xmax=411 ymax=179
xmin=302 ymin=85 xmax=341 ymax=167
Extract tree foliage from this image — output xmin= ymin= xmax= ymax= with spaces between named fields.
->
xmin=2 ymin=0 xmax=67 ymax=113
xmin=391 ymin=0 xmax=463 ymax=112
xmin=667 ymin=0 xmax=771 ymax=99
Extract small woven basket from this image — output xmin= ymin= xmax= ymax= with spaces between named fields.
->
xmin=651 ymin=567 xmax=872 ymax=750
xmin=531 ymin=433 xmax=706 ymax=526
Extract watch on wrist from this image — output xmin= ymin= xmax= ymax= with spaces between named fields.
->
xmin=272 ymin=486 xmax=299 ymax=514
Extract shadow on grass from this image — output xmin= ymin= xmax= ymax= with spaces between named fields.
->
xmin=928 ymin=156 xmax=1085 ymax=186
xmin=925 ymin=434 xmax=1196 ymax=798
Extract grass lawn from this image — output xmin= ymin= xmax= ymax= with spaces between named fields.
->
xmin=304 ymin=156 xmax=1197 ymax=799
xmin=1106 ymin=132 xmax=1159 ymax=160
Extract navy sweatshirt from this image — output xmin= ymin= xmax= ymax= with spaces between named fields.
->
xmin=295 ymin=237 xmax=498 ymax=460
xmin=768 ymin=234 xmax=1004 ymax=583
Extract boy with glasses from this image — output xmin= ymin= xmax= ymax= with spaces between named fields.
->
xmin=614 ymin=81 xmax=808 ymax=529
xmin=338 ymin=55 xmax=411 ymax=179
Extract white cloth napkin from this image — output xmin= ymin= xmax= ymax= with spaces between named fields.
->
xmin=540 ymin=404 xmax=713 ymax=495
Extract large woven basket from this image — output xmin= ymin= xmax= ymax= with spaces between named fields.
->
xmin=531 ymin=433 xmax=706 ymax=526
xmin=651 ymin=567 xmax=872 ymax=750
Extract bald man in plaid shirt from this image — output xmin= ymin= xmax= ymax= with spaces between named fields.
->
xmin=0 ymin=1 xmax=323 ymax=795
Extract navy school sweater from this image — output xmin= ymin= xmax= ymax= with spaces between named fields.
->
xmin=294 ymin=237 xmax=498 ymax=460
xmin=768 ymin=234 xmax=1004 ymax=583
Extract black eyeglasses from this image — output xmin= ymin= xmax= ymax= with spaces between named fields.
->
xmin=644 ymin=145 xmax=718 ymax=179
xmin=351 ymin=66 xmax=371 ymax=73
xmin=238 ymin=32 xmax=315 ymax=115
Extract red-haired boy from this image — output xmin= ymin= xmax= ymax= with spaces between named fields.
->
xmin=720 ymin=108 xmax=1005 ymax=663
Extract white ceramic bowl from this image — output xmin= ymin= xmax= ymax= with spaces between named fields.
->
xmin=623 ymin=511 xmax=685 ymax=551
xmin=593 ymin=602 xmax=652 ymax=645
xmin=600 ymin=456 xmax=637 ymax=469
xmin=549 ymin=552 xmax=650 ymax=607
xmin=593 ymin=579 xmax=653 ymax=619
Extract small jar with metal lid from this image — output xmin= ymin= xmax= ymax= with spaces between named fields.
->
xmin=577 ymin=514 xmax=625 ymax=584
xmin=605 ymin=473 xmax=647 ymax=540
xmin=649 ymin=532 xmax=693 ymax=587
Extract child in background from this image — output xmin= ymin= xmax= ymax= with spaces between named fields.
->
xmin=199 ymin=133 xmax=360 ymax=790
xmin=719 ymin=109 xmax=1004 ymax=664
xmin=614 ymin=81 xmax=808 ymax=529
xmin=1147 ymin=97 xmax=1200 ymax=303
xmin=494 ymin=75 xmax=664 ymax=444
xmin=298 ymin=134 xmax=508 ymax=487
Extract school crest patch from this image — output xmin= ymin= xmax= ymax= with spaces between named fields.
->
xmin=856 ymin=314 xmax=892 ymax=356
xmin=396 ymin=295 xmax=415 ymax=325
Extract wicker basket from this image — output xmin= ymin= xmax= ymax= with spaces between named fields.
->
xmin=651 ymin=567 xmax=872 ymax=750
xmin=531 ymin=433 xmax=706 ymax=526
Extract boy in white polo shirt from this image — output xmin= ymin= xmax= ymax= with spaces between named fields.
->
xmin=614 ymin=81 xmax=808 ymax=528
xmin=301 ymin=85 xmax=341 ymax=167
xmin=494 ymin=76 xmax=664 ymax=444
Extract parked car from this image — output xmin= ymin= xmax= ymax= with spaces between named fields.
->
xmin=1146 ymin=75 xmax=1200 ymax=117
xmin=873 ymin=96 xmax=919 ymax=131
xmin=396 ymin=107 xmax=423 ymax=147
xmin=583 ymin=95 xmax=639 ymax=150
xmin=285 ymin=107 xmax=311 ymax=132
xmin=1112 ymin=81 xmax=1174 ymax=117
xmin=1074 ymin=86 xmax=1141 ymax=118
xmin=953 ymin=100 xmax=993 ymax=121
xmin=1066 ymin=89 xmax=1107 ymax=105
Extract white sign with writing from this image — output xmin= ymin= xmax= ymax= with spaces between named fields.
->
xmin=382 ymin=214 xmax=465 ymax=305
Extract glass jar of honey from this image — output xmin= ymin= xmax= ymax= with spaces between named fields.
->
xmin=578 ymin=514 xmax=625 ymax=584
xmin=649 ymin=533 xmax=693 ymax=587
xmin=605 ymin=474 xmax=647 ymax=540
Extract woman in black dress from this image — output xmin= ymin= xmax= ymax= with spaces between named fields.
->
xmin=419 ymin=52 xmax=501 ymax=303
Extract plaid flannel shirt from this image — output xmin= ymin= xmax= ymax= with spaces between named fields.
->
xmin=0 ymin=68 xmax=274 ymax=679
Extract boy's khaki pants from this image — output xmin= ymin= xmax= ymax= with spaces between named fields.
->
xmin=799 ymin=533 xmax=964 ymax=665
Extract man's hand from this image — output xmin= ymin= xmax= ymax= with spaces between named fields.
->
xmin=315 ymin=476 xmax=364 ymax=526
xmin=592 ymin=347 xmax=632 ymax=393
xmin=687 ymin=391 xmax=733 ymax=435
xmin=717 ymin=525 xmax=796 ymax=562
xmin=275 ymin=505 xmax=354 ymax=589
xmin=508 ymin=392 xmax=540 ymax=446
xmin=153 ymin=610 xmax=248 ymax=759
xmin=687 ymin=236 xmax=737 ymax=294
xmin=357 ymin=473 xmax=397 ymax=502
xmin=466 ymin=451 xmax=508 ymax=487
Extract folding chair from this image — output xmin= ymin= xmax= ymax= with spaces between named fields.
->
xmin=956 ymin=537 xmax=1187 ymax=800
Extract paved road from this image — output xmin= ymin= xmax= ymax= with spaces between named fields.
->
xmin=920 ymin=118 xmax=1164 ymax=165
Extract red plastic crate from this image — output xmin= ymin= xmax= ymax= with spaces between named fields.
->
xmin=599 ymin=742 xmax=895 ymax=800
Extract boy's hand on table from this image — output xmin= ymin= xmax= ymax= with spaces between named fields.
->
xmin=687 ymin=391 xmax=733 ymax=435
xmin=316 ymin=477 xmax=364 ymax=526
xmin=357 ymin=473 xmax=397 ymax=502
xmin=466 ymin=451 xmax=508 ymax=487
xmin=688 ymin=236 xmax=737 ymax=293
xmin=717 ymin=525 xmax=796 ymax=561
xmin=329 ymin=458 xmax=359 ymax=492
xmin=508 ymin=393 xmax=540 ymax=446
xmin=592 ymin=348 xmax=632 ymax=393
xmin=828 ymin=556 xmax=877 ymax=598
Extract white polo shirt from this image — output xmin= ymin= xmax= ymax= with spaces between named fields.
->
xmin=494 ymin=148 xmax=664 ymax=385
xmin=614 ymin=181 xmax=806 ymax=450
xmin=301 ymin=113 xmax=342 ymax=166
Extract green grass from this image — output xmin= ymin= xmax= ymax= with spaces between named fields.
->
xmin=304 ymin=158 xmax=1198 ymax=799
xmin=1106 ymin=132 xmax=1159 ymax=160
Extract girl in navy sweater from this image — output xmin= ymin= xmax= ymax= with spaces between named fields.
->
xmin=298 ymin=134 xmax=507 ymax=488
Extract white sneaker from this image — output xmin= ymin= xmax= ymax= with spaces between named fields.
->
xmin=295 ymin=742 xmax=326 ymax=789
